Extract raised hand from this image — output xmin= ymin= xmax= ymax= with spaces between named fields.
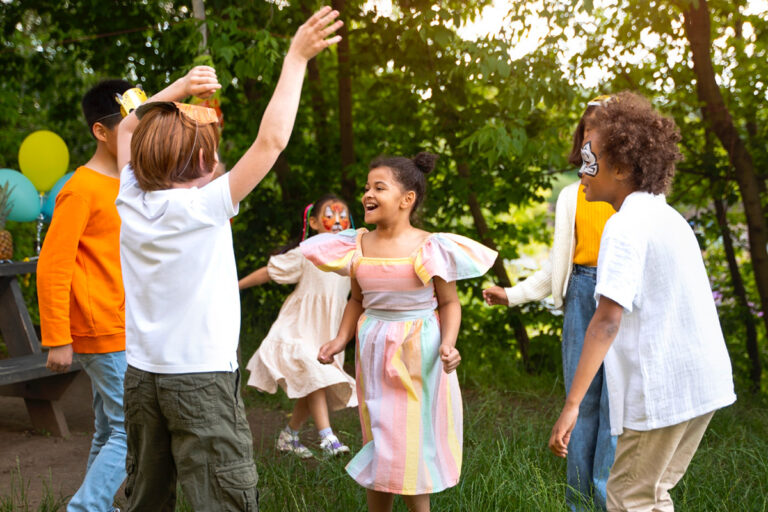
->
xmin=482 ymin=285 xmax=509 ymax=306
xmin=182 ymin=65 xmax=221 ymax=100
xmin=288 ymin=6 xmax=344 ymax=62
xmin=440 ymin=344 xmax=461 ymax=373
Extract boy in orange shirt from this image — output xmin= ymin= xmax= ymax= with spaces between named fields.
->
xmin=37 ymin=79 xmax=131 ymax=512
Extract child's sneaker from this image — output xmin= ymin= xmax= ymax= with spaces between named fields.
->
xmin=277 ymin=428 xmax=313 ymax=459
xmin=319 ymin=434 xmax=350 ymax=456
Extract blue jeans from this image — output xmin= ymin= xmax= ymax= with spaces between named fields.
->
xmin=69 ymin=351 xmax=127 ymax=512
xmin=562 ymin=265 xmax=616 ymax=512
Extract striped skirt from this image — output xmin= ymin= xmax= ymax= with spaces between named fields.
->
xmin=346 ymin=308 xmax=463 ymax=495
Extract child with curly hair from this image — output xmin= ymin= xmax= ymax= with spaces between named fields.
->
xmin=484 ymin=95 xmax=616 ymax=511
xmin=549 ymin=91 xmax=736 ymax=511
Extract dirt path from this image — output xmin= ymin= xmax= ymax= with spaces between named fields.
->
xmin=0 ymin=371 xmax=288 ymax=508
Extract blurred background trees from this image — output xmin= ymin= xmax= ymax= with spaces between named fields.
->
xmin=1 ymin=0 xmax=765 ymax=394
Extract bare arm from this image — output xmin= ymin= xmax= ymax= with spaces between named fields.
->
xmin=318 ymin=277 xmax=363 ymax=363
xmin=227 ymin=7 xmax=343 ymax=205
xmin=239 ymin=267 xmax=271 ymax=290
xmin=549 ymin=296 xmax=623 ymax=457
xmin=435 ymin=277 xmax=462 ymax=373
xmin=116 ymin=66 xmax=220 ymax=172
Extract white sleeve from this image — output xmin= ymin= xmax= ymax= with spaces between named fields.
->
xmin=197 ymin=172 xmax=239 ymax=222
xmin=594 ymin=219 xmax=644 ymax=312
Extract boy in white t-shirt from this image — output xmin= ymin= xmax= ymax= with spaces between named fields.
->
xmin=114 ymin=8 xmax=343 ymax=511
xmin=549 ymin=91 xmax=736 ymax=512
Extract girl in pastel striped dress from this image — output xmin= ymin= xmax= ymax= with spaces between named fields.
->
xmin=301 ymin=152 xmax=497 ymax=512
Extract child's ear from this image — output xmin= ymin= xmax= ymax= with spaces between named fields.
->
xmin=614 ymin=165 xmax=633 ymax=182
xmin=400 ymin=190 xmax=416 ymax=209
xmin=92 ymin=122 xmax=109 ymax=143
xmin=308 ymin=216 xmax=320 ymax=231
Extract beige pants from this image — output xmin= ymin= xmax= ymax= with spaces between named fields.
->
xmin=606 ymin=411 xmax=715 ymax=512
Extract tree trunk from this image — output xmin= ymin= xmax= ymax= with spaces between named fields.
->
xmin=458 ymin=164 xmax=532 ymax=371
xmin=331 ymin=0 xmax=357 ymax=199
xmin=682 ymin=0 xmax=768 ymax=346
xmin=714 ymin=197 xmax=762 ymax=392
xmin=192 ymin=0 xmax=207 ymax=50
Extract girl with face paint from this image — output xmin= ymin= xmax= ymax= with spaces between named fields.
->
xmin=483 ymin=97 xmax=617 ymax=512
xmin=300 ymin=153 xmax=497 ymax=512
xmin=239 ymin=194 xmax=357 ymax=458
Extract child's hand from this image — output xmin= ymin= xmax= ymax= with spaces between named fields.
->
xmin=318 ymin=337 xmax=346 ymax=364
xmin=46 ymin=344 xmax=73 ymax=373
xmin=182 ymin=65 xmax=221 ymax=100
xmin=440 ymin=344 xmax=461 ymax=373
xmin=548 ymin=404 xmax=579 ymax=458
xmin=483 ymin=286 xmax=509 ymax=307
xmin=288 ymin=6 xmax=343 ymax=62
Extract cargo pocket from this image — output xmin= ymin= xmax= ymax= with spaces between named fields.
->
xmin=124 ymin=454 xmax=136 ymax=500
xmin=215 ymin=460 xmax=259 ymax=511
xmin=157 ymin=373 xmax=219 ymax=426
xmin=123 ymin=367 xmax=143 ymax=420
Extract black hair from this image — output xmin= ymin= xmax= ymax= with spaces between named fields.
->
xmin=369 ymin=151 xmax=437 ymax=218
xmin=82 ymin=79 xmax=133 ymax=136
xmin=272 ymin=193 xmax=351 ymax=255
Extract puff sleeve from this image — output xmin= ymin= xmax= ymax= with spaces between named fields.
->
xmin=299 ymin=228 xmax=361 ymax=277
xmin=266 ymin=246 xmax=305 ymax=284
xmin=413 ymin=233 xmax=498 ymax=285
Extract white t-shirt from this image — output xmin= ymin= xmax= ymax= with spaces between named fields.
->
xmin=595 ymin=192 xmax=735 ymax=436
xmin=116 ymin=166 xmax=240 ymax=373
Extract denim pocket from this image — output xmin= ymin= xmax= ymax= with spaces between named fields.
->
xmin=215 ymin=460 xmax=259 ymax=511
xmin=157 ymin=373 xmax=219 ymax=426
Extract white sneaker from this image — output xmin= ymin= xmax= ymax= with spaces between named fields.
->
xmin=276 ymin=429 xmax=313 ymax=459
xmin=319 ymin=434 xmax=350 ymax=456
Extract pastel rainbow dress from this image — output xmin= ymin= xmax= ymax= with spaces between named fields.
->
xmin=301 ymin=228 xmax=496 ymax=495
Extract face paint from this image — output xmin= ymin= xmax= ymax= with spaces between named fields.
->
xmin=320 ymin=202 xmax=351 ymax=233
xmin=579 ymin=141 xmax=599 ymax=177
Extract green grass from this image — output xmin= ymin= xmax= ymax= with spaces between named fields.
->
xmin=3 ymin=379 xmax=767 ymax=511
xmin=249 ymin=381 xmax=768 ymax=512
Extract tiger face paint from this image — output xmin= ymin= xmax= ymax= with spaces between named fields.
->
xmin=321 ymin=201 xmax=351 ymax=233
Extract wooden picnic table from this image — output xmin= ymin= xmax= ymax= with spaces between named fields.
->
xmin=0 ymin=260 xmax=81 ymax=437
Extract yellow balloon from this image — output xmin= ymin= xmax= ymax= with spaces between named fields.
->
xmin=18 ymin=130 xmax=69 ymax=192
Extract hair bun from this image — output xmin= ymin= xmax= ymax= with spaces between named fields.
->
xmin=412 ymin=152 xmax=438 ymax=175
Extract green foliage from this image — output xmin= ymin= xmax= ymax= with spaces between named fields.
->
xmin=2 ymin=0 xmax=766 ymax=393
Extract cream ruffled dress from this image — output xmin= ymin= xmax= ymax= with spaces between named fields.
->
xmin=245 ymin=246 xmax=357 ymax=411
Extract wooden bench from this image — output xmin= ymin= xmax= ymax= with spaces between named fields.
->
xmin=0 ymin=260 xmax=81 ymax=437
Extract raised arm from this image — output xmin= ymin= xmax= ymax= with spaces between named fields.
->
xmin=116 ymin=66 xmax=221 ymax=172
xmin=227 ymin=7 xmax=343 ymax=205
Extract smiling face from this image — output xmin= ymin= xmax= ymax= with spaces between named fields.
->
xmin=361 ymin=166 xmax=414 ymax=225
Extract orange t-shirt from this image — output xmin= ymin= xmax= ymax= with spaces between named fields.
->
xmin=573 ymin=184 xmax=615 ymax=267
xmin=37 ymin=166 xmax=125 ymax=353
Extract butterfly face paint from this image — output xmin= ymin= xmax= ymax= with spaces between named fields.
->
xmin=321 ymin=202 xmax=351 ymax=233
xmin=579 ymin=141 xmax=599 ymax=177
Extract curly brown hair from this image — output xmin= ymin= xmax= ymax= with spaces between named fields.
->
xmin=590 ymin=91 xmax=682 ymax=195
